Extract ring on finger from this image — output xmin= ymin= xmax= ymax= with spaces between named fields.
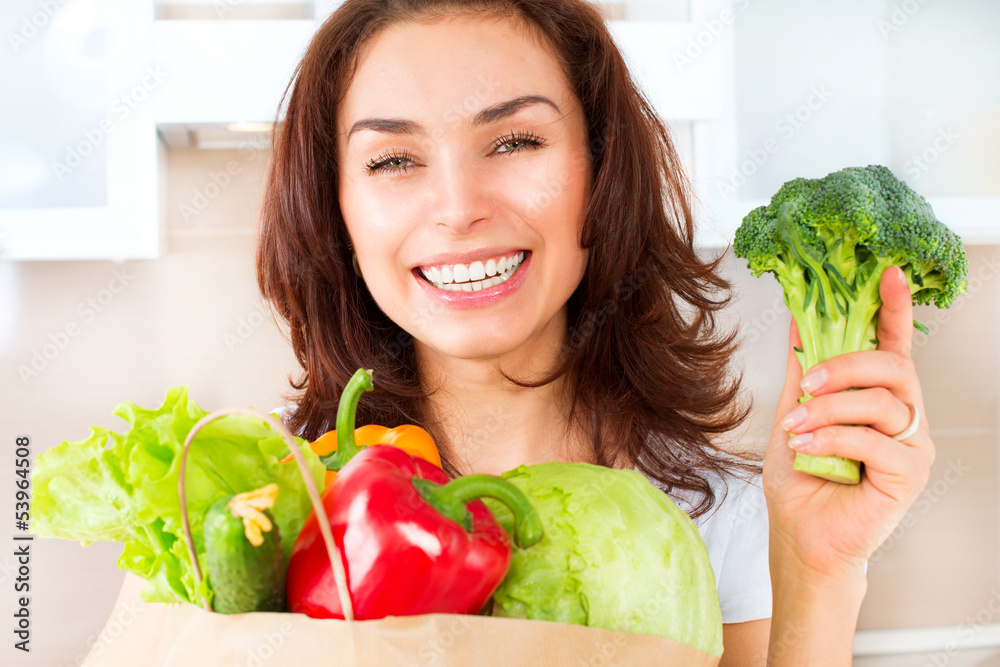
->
xmin=891 ymin=402 xmax=920 ymax=441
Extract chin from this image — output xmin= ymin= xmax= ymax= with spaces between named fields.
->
xmin=424 ymin=331 xmax=529 ymax=364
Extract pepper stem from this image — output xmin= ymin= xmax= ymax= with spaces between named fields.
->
xmin=412 ymin=475 xmax=543 ymax=549
xmin=322 ymin=368 xmax=374 ymax=471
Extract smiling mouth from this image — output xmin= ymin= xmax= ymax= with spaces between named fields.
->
xmin=415 ymin=251 xmax=528 ymax=292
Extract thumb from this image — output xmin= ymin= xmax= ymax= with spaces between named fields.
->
xmin=764 ymin=318 xmax=807 ymax=491
xmin=777 ymin=317 xmax=805 ymax=416
xmin=768 ymin=318 xmax=803 ymax=466
xmin=876 ymin=265 xmax=914 ymax=358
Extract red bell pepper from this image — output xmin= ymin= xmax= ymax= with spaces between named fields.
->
xmin=285 ymin=369 xmax=543 ymax=620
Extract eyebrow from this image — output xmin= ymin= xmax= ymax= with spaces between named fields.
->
xmin=346 ymin=95 xmax=562 ymax=143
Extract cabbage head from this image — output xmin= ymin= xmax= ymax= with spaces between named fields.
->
xmin=485 ymin=462 xmax=723 ymax=657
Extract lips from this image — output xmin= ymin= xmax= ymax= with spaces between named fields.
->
xmin=412 ymin=249 xmax=532 ymax=308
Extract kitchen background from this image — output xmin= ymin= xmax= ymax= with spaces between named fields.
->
xmin=0 ymin=0 xmax=997 ymax=665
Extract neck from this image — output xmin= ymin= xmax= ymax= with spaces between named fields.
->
xmin=413 ymin=316 xmax=592 ymax=476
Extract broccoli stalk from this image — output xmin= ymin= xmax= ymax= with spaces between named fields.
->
xmin=734 ymin=165 xmax=968 ymax=484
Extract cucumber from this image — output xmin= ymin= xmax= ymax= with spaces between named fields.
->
xmin=204 ymin=484 xmax=286 ymax=614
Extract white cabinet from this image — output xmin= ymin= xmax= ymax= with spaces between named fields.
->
xmin=699 ymin=0 xmax=1000 ymax=247
xmin=2 ymin=0 xmax=996 ymax=260
xmin=0 ymin=0 xmax=163 ymax=260
xmin=152 ymin=20 xmax=314 ymax=127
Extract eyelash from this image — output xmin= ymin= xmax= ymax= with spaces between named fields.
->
xmin=365 ymin=130 xmax=546 ymax=176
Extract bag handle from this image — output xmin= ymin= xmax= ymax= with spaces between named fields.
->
xmin=177 ymin=407 xmax=356 ymax=621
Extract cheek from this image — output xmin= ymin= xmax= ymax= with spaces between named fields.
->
xmin=340 ymin=187 xmax=429 ymax=320
xmin=505 ymin=158 xmax=584 ymax=225
xmin=551 ymin=163 xmax=591 ymax=291
xmin=521 ymin=140 xmax=590 ymax=226
xmin=536 ymin=157 xmax=590 ymax=253
xmin=339 ymin=175 xmax=364 ymax=246
xmin=341 ymin=183 xmax=411 ymax=270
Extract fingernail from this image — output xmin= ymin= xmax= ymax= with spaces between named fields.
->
xmin=788 ymin=432 xmax=814 ymax=451
xmin=801 ymin=367 xmax=828 ymax=394
xmin=895 ymin=266 xmax=906 ymax=283
xmin=781 ymin=406 xmax=808 ymax=431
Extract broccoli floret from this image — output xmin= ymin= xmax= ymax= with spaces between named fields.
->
xmin=733 ymin=165 xmax=968 ymax=484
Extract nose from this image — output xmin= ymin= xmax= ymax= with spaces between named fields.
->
xmin=428 ymin=150 xmax=494 ymax=235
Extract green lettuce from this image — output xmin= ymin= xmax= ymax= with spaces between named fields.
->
xmin=31 ymin=387 xmax=325 ymax=606
xmin=485 ymin=462 xmax=723 ymax=657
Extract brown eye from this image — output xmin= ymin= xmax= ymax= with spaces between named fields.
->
xmin=494 ymin=130 xmax=546 ymax=155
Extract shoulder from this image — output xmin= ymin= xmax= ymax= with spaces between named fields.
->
xmin=637 ymin=453 xmax=772 ymax=624
xmin=270 ymin=404 xmax=302 ymax=435
xmin=270 ymin=404 xmax=297 ymax=423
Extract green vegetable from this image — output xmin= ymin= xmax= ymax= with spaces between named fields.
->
xmin=484 ymin=462 xmax=723 ymax=657
xmin=204 ymin=484 xmax=286 ymax=614
xmin=31 ymin=387 xmax=325 ymax=606
xmin=734 ymin=164 xmax=968 ymax=484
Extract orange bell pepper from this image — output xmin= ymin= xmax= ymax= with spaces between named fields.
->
xmin=282 ymin=430 xmax=339 ymax=487
xmin=353 ymin=424 xmax=442 ymax=468
xmin=279 ymin=373 xmax=441 ymax=487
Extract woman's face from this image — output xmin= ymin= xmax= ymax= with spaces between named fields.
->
xmin=336 ymin=15 xmax=592 ymax=365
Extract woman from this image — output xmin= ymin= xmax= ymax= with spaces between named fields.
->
xmin=256 ymin=1 xmax=934 ymax=663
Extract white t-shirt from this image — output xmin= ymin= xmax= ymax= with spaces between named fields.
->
xmin=273 ymin=406 xmax=772 ymax=624
xmin=640 ymin=466 xmax=772 ymax=624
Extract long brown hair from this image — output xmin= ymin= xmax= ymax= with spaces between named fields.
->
xmin=256 ymin=0 xmax=758 ymax=518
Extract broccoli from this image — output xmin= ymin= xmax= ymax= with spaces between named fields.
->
xmin=733 ymin=165 xmax=968 ymax=484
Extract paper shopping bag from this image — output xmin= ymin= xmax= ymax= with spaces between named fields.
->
xmin=81 ymin=573 xmax=720 ymax=667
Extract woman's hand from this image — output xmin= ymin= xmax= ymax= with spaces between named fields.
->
xmin=765 ymin=265 xmax=934 ymax=576
xmin=762 ymin=266 xmax=935 ymax=663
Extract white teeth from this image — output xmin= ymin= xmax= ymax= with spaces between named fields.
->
xmin=420 ymin=251 xmax=526 ymax=292
xmin=469 ymin=260 xmax=486 ymax=281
